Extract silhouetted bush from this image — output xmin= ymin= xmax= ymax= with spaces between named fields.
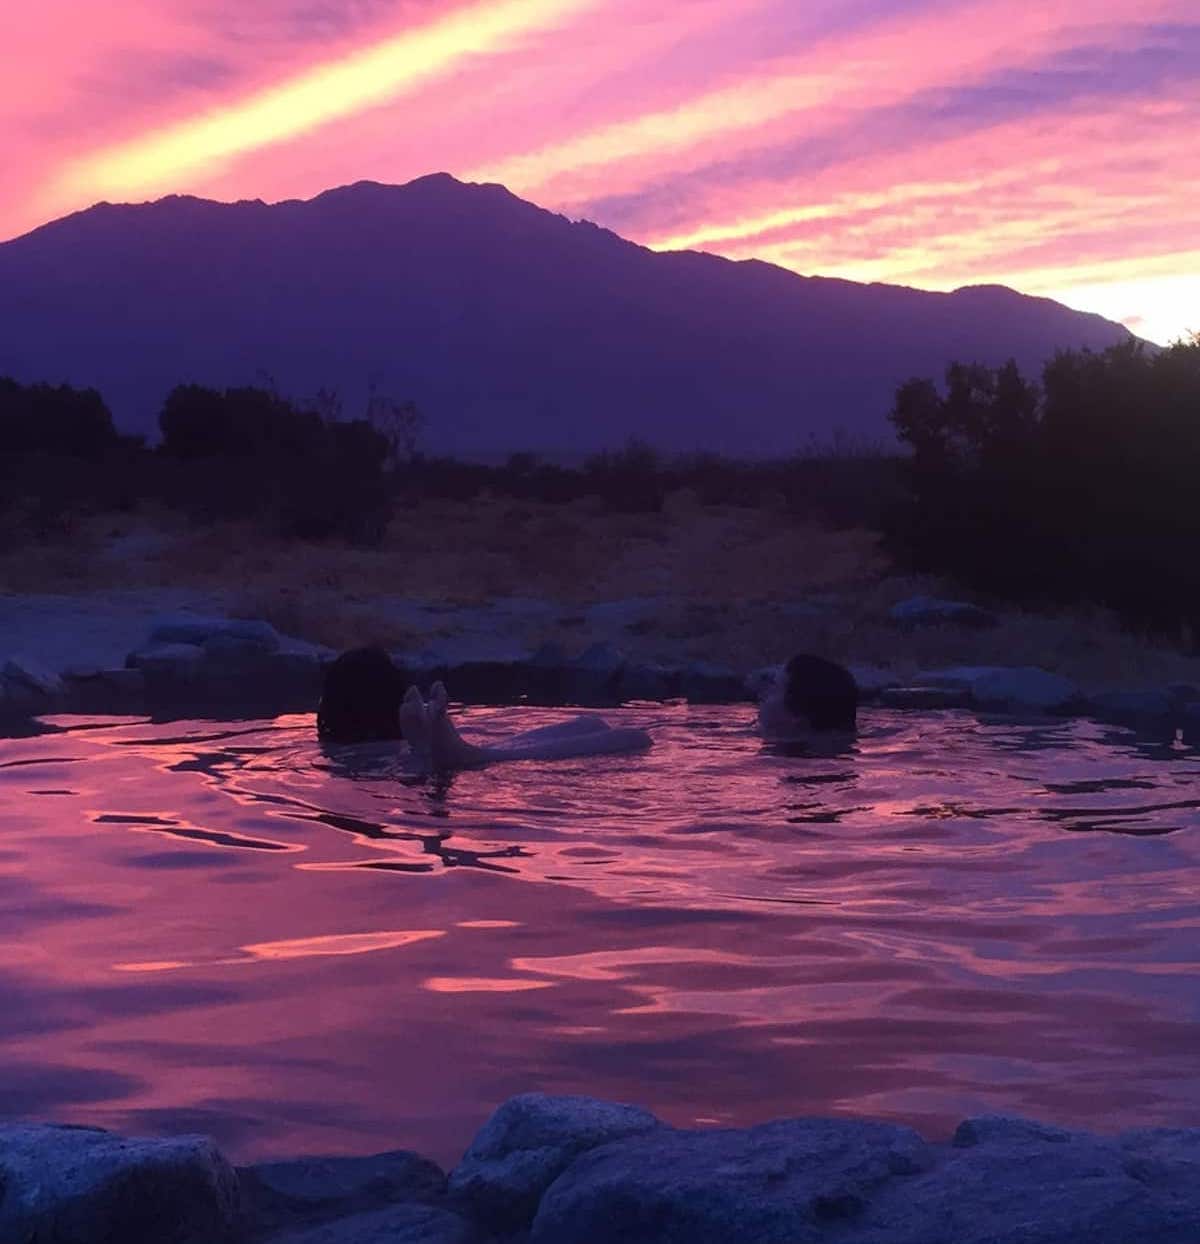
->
xmin=0 ymin=377 xmax=149 ymax=535
xmin=158 ymin=384 xmax=391 ymax=542
xmin=886 ymin=337 xmax=1200 ymax=635
xmin=0 ymin=377 xmax=122 ymax=459
xmin=1 ymin=370 xmax=904 ymax=549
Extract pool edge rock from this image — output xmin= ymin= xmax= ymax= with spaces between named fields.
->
xmin=3 ymin=1099 xmax=1198 ymax=1243
xmin=0 ymin=1123 xmax=239 ymax=1243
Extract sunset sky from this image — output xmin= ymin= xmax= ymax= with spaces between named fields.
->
xmin=3 ymin=1 xmax=1196 ymax=344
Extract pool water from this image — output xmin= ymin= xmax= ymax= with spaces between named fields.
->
xmin=1 ymin=705 xmax=1198 ymax=1166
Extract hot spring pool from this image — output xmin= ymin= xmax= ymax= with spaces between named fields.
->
xmin=1 ymin=704 xmax=1197 ymax=1165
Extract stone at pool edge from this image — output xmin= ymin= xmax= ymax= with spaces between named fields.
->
xmin=0 ymin=1123 xmax=238 ymax=1244
xmin=1088 ymin=688 xmax=1176 ymax=721
xmin=448 ymin=1092 xmax=663 ymax=1232
xmin=919 ymin=665 xmax=1081 ymax=712
xmin=127 ymin=641 xmax=207 ymax=673
xmin=239 ymin=1148 xmax=450 ymax=1239
xmin=888 ymin=595 xmax=999 ymax=629
xmin=262 ymin=1202 xmax=482 ymax=1244
xmin=1 ymin=654 xmax=65 ymax=698
xmin=881 ymin=685 xmax=972 ymax=710
xmin=527 ymin=1109 xmax=1200 ymax=1244
xmin=529 ymin=1115 xmax=933 ymax=1244
xmin=148 ymin=613 xmax=282 ymax=651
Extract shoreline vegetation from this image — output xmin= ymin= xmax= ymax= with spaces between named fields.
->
xmin=2 ymin=338 xmax=1200 ymax=722
xmin=2 ymin=1093 xmax=1197 ymax=1243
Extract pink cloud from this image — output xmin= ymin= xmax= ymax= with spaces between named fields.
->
xmin=1 ymin=0 xmax=1195 ymax=340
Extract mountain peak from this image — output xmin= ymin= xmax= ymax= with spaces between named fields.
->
xmin=0 ymin=177 xmax=1132 ymax=455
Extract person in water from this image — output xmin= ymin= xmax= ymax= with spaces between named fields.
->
xmin=317 ymin=647 xmax=652 ymax=768
xmin=317 ymin=647 xmax=406 ymax=744
xmin=756 ymin=653 xmax=858 ymax=739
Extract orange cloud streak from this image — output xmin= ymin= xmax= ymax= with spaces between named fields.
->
xmin=39 ymin=0 xmax=599 ymax=215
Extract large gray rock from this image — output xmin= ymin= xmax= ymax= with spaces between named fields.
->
xmin=889 ymin=596 xmax=998 ymax=629
xmin=1119 ymin=1125 xmax=1200 ymax=1191
xmin=126 ymin=641 xmax=206 ymax=672
xmin=1089 ymin=688 xmax=1175 ymax=721
xmin=845 ymin=1115 xmax=1200 ymax=1244
xmin=922 ymin=665 xmax=1079 ymax=712
xmin=0 ymin=1122 xmax=238 ymax=1244
xmin=847 ymin=664 xmax=903 ymax=699
xmin=148 ymin=613 xmax=281 ymax=650
xmin=680 ymin=660 xmax=746 ymax=703
xmin=263 ymin=1202 xmax=482 ymax=1244
xmin=202 ymin=632 xmax=282 ymax=664
xmin=564 ymin=644 xmax=627 ymax=704
xmin=618 ymin=661 xmax=678 ymax=702
xmin=240 ymin=1150 xmax=447 ymax=1238
xmin=449 ymin=1094 xmax=661 ymax=1231
xmin=970 ymin=666 xmax=1079 ymax=711
xmin=2 ymin=654 xmax=64 ymax=697
xmin=881 ymin=685 xmax=971 ymax=710
xmin=530 ymin=1117 xmax=931 ymax=1244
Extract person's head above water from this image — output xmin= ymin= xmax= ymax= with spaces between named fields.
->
xmin=783 ymin=654 xmax=858 ymax=731
xmin=758 ymin=653 xmax=858 ymax=738
xmin=317 ymin=646 xmax=406 ymax=743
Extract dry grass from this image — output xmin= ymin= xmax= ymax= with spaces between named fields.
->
xmin=2 ymin=498 xmax=1197 ymax=692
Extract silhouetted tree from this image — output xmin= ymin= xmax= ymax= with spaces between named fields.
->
xmin=886 ymin=335 xmax=1200 ymax=636
xmin=0 ymin=377 xmax=120 ymax=458
xmin=158 ymin=383 xmax=391 ymax=542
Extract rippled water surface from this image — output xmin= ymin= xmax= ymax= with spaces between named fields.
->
xmin=1 ymin=705 xmax=1198 ymax=1164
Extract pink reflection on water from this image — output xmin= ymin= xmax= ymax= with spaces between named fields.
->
xmin=0 ymin=705 xmax=1197 ymax=1165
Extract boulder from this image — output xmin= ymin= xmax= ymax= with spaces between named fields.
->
xmin=2 ymin=654 xmax=64 ymax=697
xmin=126 ymin=641 xmax=206 ymax=673
xmin=1089 ymin=688 xmax=1175 ymax=721
xmin=889 ymin=596 xmax=998 ymax=629
xmin=530 ymin=1117 xmax=931 ymax=1244
xmin=847 ymin=664 xmax=903 ymax=699
xmin=1119 ymin=1126 xmax=1200 ymax=1192
xmin=59 ymin=666 xmax=147 ymax=712
xmin=680 ymin=660 xmax=747 ymax=704
xmin=240 ymin=1150 xmax=447 ymax=1237
xmin=970 ymin=666 xmax=1079 ymax=712
xmin=529 ymin=641 xmax=569 ymax=667
xmin=618 ymin=662 xmax=678 ymax=702
xmin=262 ymin=1202 xmax=482 ymax=1244
xmin=442 ymin=660 xmax=535 ymax=705
xmin=202 ymin=633 xmax=283 ymax=664
xmin=844 ymin=1115 xmax=1200 ymax=1244
xmin=148 ymin=613 xmax=281 ymax=651
xmin=449 ymin=1093 xmax=661 ymax=1232
xmin=881 ymin=685 xmax=971 ymax=710
xmin=920 ymin=665 xmax=1079 ymax=712
xmin=0 ymin=1123 xmax=238 ymax=1244
xmin=564 ymin=644 xmax=626 ymax=704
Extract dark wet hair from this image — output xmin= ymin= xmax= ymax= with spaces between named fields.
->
xmin=317 ymin=646 xmax=405 ymax=743
xmin=783 ymin=654 xmax=858 ymax=731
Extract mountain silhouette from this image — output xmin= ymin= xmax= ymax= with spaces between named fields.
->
xmin=0 ymin=173 xmax=1132 ymax=455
